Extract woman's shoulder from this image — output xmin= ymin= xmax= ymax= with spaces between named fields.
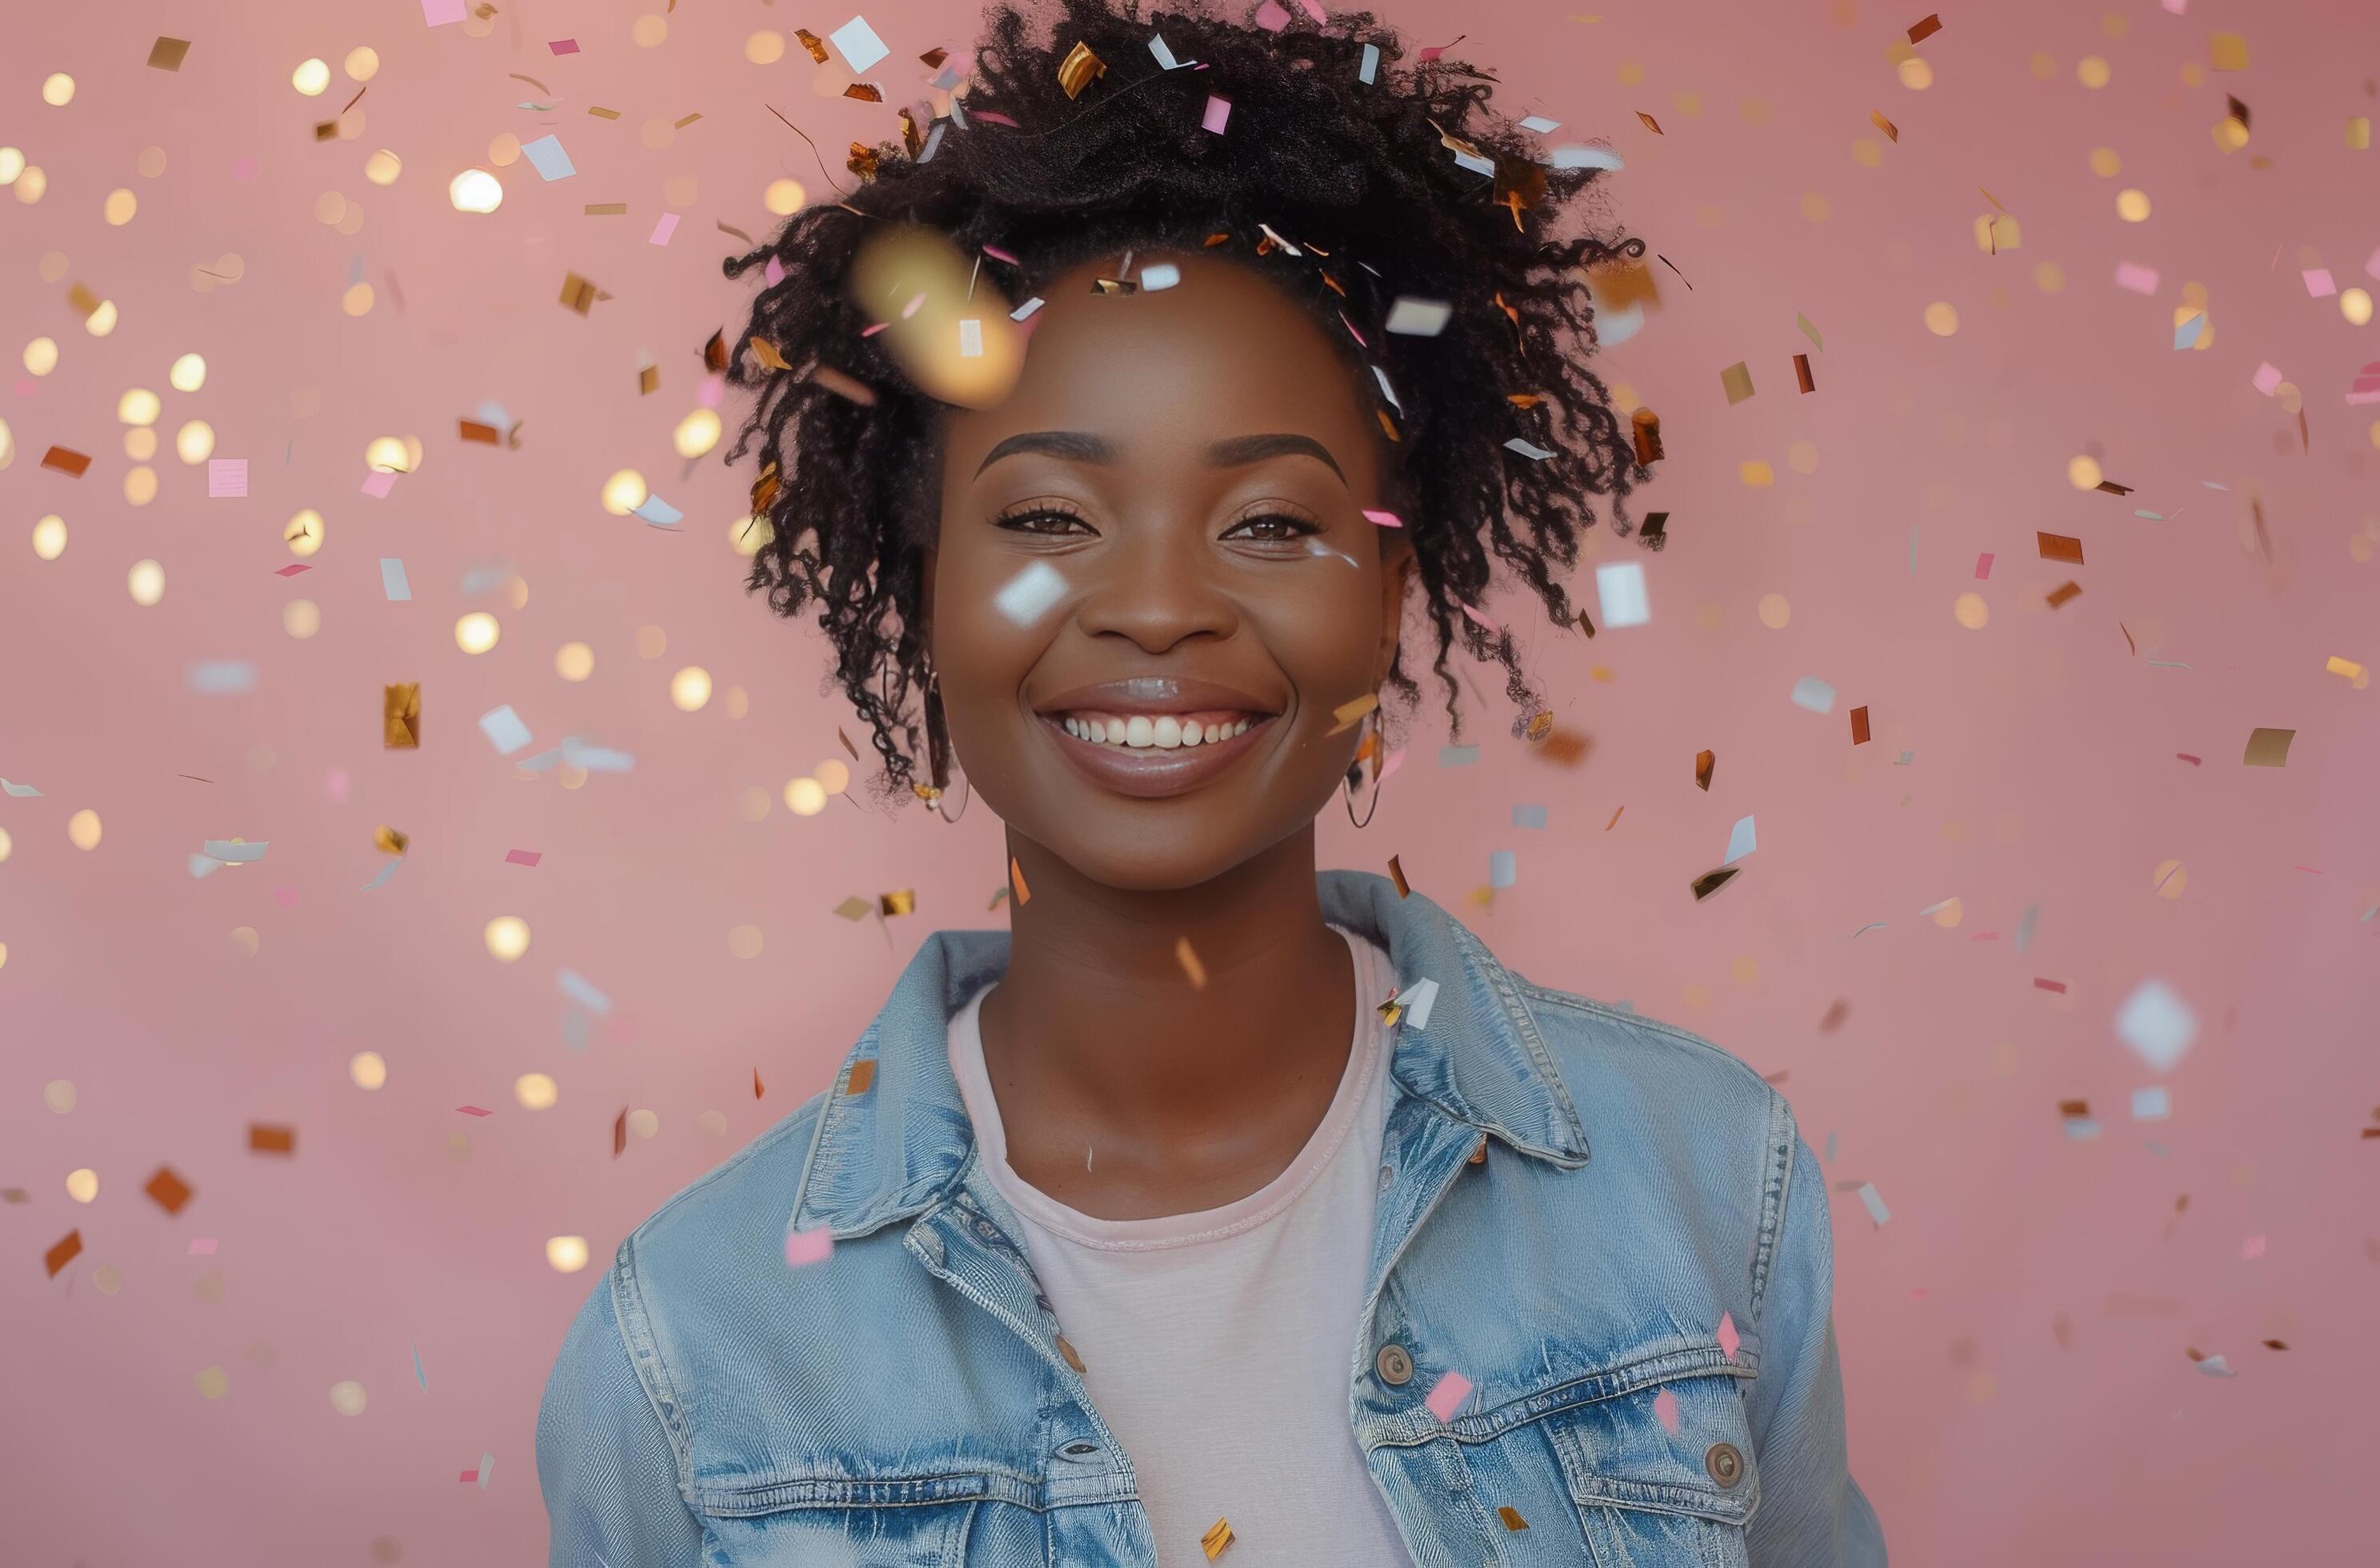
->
xmin=622 ymin=1088 xmax=837 ymax=1274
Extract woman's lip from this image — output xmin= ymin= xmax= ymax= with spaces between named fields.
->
xmin=1040 ymin=713 xmax=1274 ymax=799
xmin=1036 ymin=675 xmax=1280 ymax=718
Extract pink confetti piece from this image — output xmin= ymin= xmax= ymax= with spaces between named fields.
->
xmin=1379 ymin=746 xmax=1407 ymax=782
xmin=458 ymin=1468 xmax=478 ymax=1483
xmin=420 ymin=0 xmax=466 ymax=24
xmin=2113 ymin=262 xmax=2159 ymax=296
xmin=2365 ymin=244 xmax=2380 ymax=282
xmin=2034 ymin=977 xmax=2069 ymax=994
xmin=1424 ymin=1370 xmax=1473 ymax=1422
xmin=1254 ymin=0 xmax=1291 ymax=30
xmin=1296 ymin=0 xmax=1329 ymax=19
xmin=785 ymin=1227 xmax=834 ymax=1268
xmin=1338 ymin=310 xmax=1368 ymax=349
xmin=206 ymin=458 xmax=248 ymax=498
xmin=323 ymin=768 xmax=350 ymax=802
xmin=1717 ymin=1311 xmax=1741 ymax=1361
xmin=273 ymin=886 xmax=300 ymax=908
xmin=2161 ymin=0 xmax=2186 ymax=14
xmin=1202 ymin=94 xmax=1233 ymax=134
xmin=2303 ymin=269 xmax=2337 ymax=298
xmin=2176 ymin=753 xmax=2202 ymax=766
xmin=362 ymin=470 xmax=397 ymax=498
xmin=547 ymin=38 xmax=580 ymax=55
xmin=860 ymin=320 xmax=890 ymax=337
xmin=188 ymin=1238 xmax=218 ymax=1255
xmin=698 ymin=373 xmax=725 ymax=409
xmin=982 ymin=243 xmax=1019 ymax=264
xmin=505 ymin=849 xmax=542 ymax=866
xmin=649 ymin=213 xmax=680 ymax=246
xmin=764 ymin=254 xmax=786 ymax=287
xmin=455 ymin=1106 xmax=493 ymax=1117
xmin=1362 ymin=509 xmax=1404 ymax=528
xmin=2241 ymin=1234 xmax=2266 ymax=1260
xmin=1653 ymin=1387 xmax=1682 ymax=1433
xmin=1974 ymin=551 xmax=1994 ymax=579
xmin=972 ymin=110 xmax=1019 ymax=127
xmin=233 ymin=156 xmax=260 ymax=181
xmin=274 ymin=563 xmax=311 ymax=577
xmin=1460 ymin=602 xmax=1500 ymax=633
xmin=2251 ymin=361 xmax=2284 ymax=396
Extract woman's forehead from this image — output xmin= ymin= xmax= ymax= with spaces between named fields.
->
xmin=952 ymin=253 xmax=1371 ymax=454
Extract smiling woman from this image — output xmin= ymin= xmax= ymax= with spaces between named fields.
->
xmin=538 ymin=4 xmax=1884 ymax=1566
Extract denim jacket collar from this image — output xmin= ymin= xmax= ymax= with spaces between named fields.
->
xmin=790 ymin=868 xmax=1590 ymax=1241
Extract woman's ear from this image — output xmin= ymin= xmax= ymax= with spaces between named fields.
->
xmin=1373 ymin=531 xmax=1414 ymax=690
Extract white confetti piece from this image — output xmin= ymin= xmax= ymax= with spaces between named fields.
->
xmin=478 ymin=704 xmax=534 ymax=757
xmin=994 ymin=561 xmax=1067 ymax=625
xmin=1550 ymin=145 xmax=1623 ymax=170
xmin=1489 ymin=850 xmax=1516 ymax=889
xmin=828 ymin=15 xmax=888 ymax=73
xmin=2130 ymin=1086 xmax=2170 ymax=1121
xmin=1358 ymin=42 xmax=1380 ymax=82
xmin=1724 ymin=814 xmax=1756 ymax=864
xmin=1503 ymin=438 xmax=1554 ymax=460
xmin=202 ymin=840 xmax=269 ymax=862
xmin=1518 ymin=114 xmax=1563 ymax=133
xmin=380 ymin=558 xmax=412 ymax=600
xmin=186 ymin=661 xmax=257 ymax=695
xmin=522 ymin=135 xmax=576 ymax=181
xmin=1394 ymin=977 xmax=1440 ymax=1030
xmin=1384 ymin=297 xmax=1451 ymax=336
xmin=1594 ymin=561 xmax=1650 ymax=627
xmin=1138 ymin=263 xmax=1180 ymax=291
xmin=1856 ymin=1182 xmax=1890 ymax=1226
xmin=2115 ymin=978 xmax=2197 ymax=1073
xmin=1790 ymin=676 xmax=1838 ymax=714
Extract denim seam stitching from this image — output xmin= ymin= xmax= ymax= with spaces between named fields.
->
xmin=1746 ymin=1090 xmax=1796 ymax=1330
xmin=610 ymin=1233 xmax=699 ymax=1501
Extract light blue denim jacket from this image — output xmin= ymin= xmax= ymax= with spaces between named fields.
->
xmin=538 ymin=870 xmax=1886 ymax=1566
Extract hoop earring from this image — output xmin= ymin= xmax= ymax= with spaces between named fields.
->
xmin=915 ymin=661 xmax=970 ymax=823
xmin=1342 ymin=708 xmax=1385 ymax=830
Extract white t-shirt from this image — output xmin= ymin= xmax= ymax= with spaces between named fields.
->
xmin=946 ymin=928 xmax=1413 ymax=1566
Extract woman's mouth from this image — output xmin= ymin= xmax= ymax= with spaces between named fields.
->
xmin=1032 ymin=677 xmax=1284 ymax=798
xmin=1054 ymin=710 xmax=1258 ymax=750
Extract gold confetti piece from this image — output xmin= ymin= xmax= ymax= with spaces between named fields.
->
xmin=1058 ymin=1334 xmax=1086 ymax=1373
xmin=1818 ymin=999 xmax=1850 ymax=1031
xmin=2325 ymin=656 xmax=2366 ymax=683
xmin=2094 ymin=478 xmax=2134 ymax=495
xmin=374 ymin=826 xmax=410 ymax=856
xmin=2242 ymin=727 xmax=2295 ymax=768
xmin=587 ymin=106 xmax=622 ymax=119
xmin=754 ymin=1068 xmax=766 ymax=1099
xmin=1092 ymin=277 xmax=1138 ymax=295
xmin=2045 ymin=581 xmax=2082 ymax=609
xmin=1375 ymin=408 xmax=1400 ymax=443
xmin=1377 ymin=997 xmax=1406 ymax=1028
xmin=382 ymin=684 xmax=421 ymax=749
xmin=2350 ymin=118 xmax=2371 ymax=151
xmin=703 ymin=329 xmax=731 ymax=372
xmin=559 ymin=272 xmax=598 ymax=314
xmin=1498 ymin=1504 xmax=1530 ymax=1530
xmin=1575 ymin=608 xmax=1596 ymax=638
xmin=1175 ymin=936 xmax=1208 ymax=989
xmin=2208 ymin=32 xmax=2249 ymax=72
xmin=2264 ymin=1338 xmax=2290 ymax=1350
xmin=837 ymin=728 xmax=862 ymax=761
xmin=921 ymin=46 xmax=950 ymax=68
xmin=585 ymin=202 xmax=628 ymax=215
xmin=1203 ymin=230 xmax=1233 ymax=246
xmin=1694 ymin=749 xmax=1716 ymax=790
xmin=1907 ymin=12 xmax=1942 ymax=44
xmin=1870 ymin=110 xmax=1899 ymax=142
xmin=718 ymin=220 xmax=754 ymax=245
xmin=248 ymin=1124 xmax=296 ymax=1155
xmin=459 ymin=420 xmax=502 ymax=444
xmin=2058 ymin=1099 xmax=2091 ymax=1118
xmin=794 ymin=27 xmax=830 ymax=62
xmin=46 ymin=1230 xmax=83 ymax=1278
xmin=148 ymin=36 xmax=192 ymax=70
xmin=1794 ymin=353 xmax=1816 ymax=394
xmin=1057 ymin=40 xmax=1108 ymax=98
xmin=1329 ymin=692 xmax=1379 ymax=735
xmin=811 ymin=366 xmax=878 ymax=405
xmin=145 ymin=1166 xmax=194 ymax=1215
xmin=613 ymin=1106 xmax=628 ymax=1158
xmin=1719 ymin=361 xmax=1755 ymax=405
xmin=1690 ymin=866 xmax=1740 ymax=902
xmin=1468 ymin=1137 xmax=1489 ymax=1166
xmin=674 ymin=112 xmax=702 ymax=128
xmin=41 ymin=446 xmax=92 ymax=476
xmin=847 ymin=141 xmax=882 ymax=181
xmin=638 ymin=364 xmax=660 ymax=395
xmin=1850 ymin=706 xmax=1872 ymax=745
xmin=1010 ymin=856 xmax=1030 ymax=906
xmin=1532 ymin=727 xmax=1589 ymax=766
xmin=1200 ymin=1518 xmax=1234 ymax=1560
xmin=2038 ymin=532 xmax=2086 ymax=564
xmin=1605 ymin=805 xmax=1625 ymax=831
xmin=878 ymin=890 xmax=916 ymax=918
xmin=1630 ymin=408 xmax=1663 ymax=464
xmin=843 ymin=82 xmax=885 ymax=103
xmin=747 ymin=335 xmax=791 ymax=371
xmin=67 ymin=282 xmax=102 ymax=314
xmin=1636 ymin=110 xmax=1663 ymax=134
xmin=314 ymin=120 xmax=341 ymax=142
xmin=1387 ymin=855 xmax=1411 ymax=898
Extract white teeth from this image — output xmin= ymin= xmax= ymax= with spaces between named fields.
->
xmin=1234 ymin=719 xmax=1248 ymax=736
xmin=1059 ymin=713 xmax=1261 ymax=749
xmin=1180 ymin=722 xmax=1202 ymax=748
xmin=1089 ymin=718 xmax=1107 ymax=743
xmin=1202 ymin=722 xmax=1221 ymax=744
xmin=1153 ymin=716 xmax=1182 ymax=749
xmin=1125 ymin=715 xmax=1154 ymax=748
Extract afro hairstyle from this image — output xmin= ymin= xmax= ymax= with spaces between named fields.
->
xmin=722 ymin=0 xmax=1650 ymax=798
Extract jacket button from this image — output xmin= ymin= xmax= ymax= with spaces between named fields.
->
xmin=1374 ymin=1343 xmax=1414 ymax=1386
xmin=1704 ymin=1442 xmax=1744 ymax=1489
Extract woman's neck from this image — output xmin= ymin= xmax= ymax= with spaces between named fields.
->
xmin=976 ymin=825 xmax=1361 ymax=1215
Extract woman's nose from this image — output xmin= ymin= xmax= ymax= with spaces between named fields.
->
xmin=1070 ymin=526 xmax=1239 ymax=655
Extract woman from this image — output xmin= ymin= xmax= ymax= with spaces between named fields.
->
xmin=538 ymin=2 xmax=1885 ymax=1563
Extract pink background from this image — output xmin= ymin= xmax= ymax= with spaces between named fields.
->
xmin=5 ymin=2 xmax=2377 ymax=1564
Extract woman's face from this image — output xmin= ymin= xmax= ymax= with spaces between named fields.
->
xmin=930 ymin=252 xmax=1409 ymax=891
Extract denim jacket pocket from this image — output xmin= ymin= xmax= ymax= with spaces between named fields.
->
xmin=684 ymin=1474 xmax=984 ymax=1567
xmin=1542 ymin=1350 xmax=1760 ymax=1568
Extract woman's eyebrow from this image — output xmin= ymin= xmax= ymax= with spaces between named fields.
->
xmin=1204 ymin=432 xmax=1346 ymax=485
xmin=974 ymin=430 xmax=1117 ymax=476
xmin=973 ymin=430 xmax=1347 ymax=486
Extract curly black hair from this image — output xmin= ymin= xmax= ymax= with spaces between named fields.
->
xmin=722 ymin=0 xmax=1650 ymax=798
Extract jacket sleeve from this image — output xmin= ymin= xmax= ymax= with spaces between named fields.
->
xmin=537 ymin=1269 xmax=705 ymax=1568
xmin=1745 ymin=1132 xmax=1888 ymax=1567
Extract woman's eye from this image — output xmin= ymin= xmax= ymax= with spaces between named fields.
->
xmin=994 ymin=507 xmax=1093 ymax=536
xmin=1222 ymin=511 xmax=1321 ymax=542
